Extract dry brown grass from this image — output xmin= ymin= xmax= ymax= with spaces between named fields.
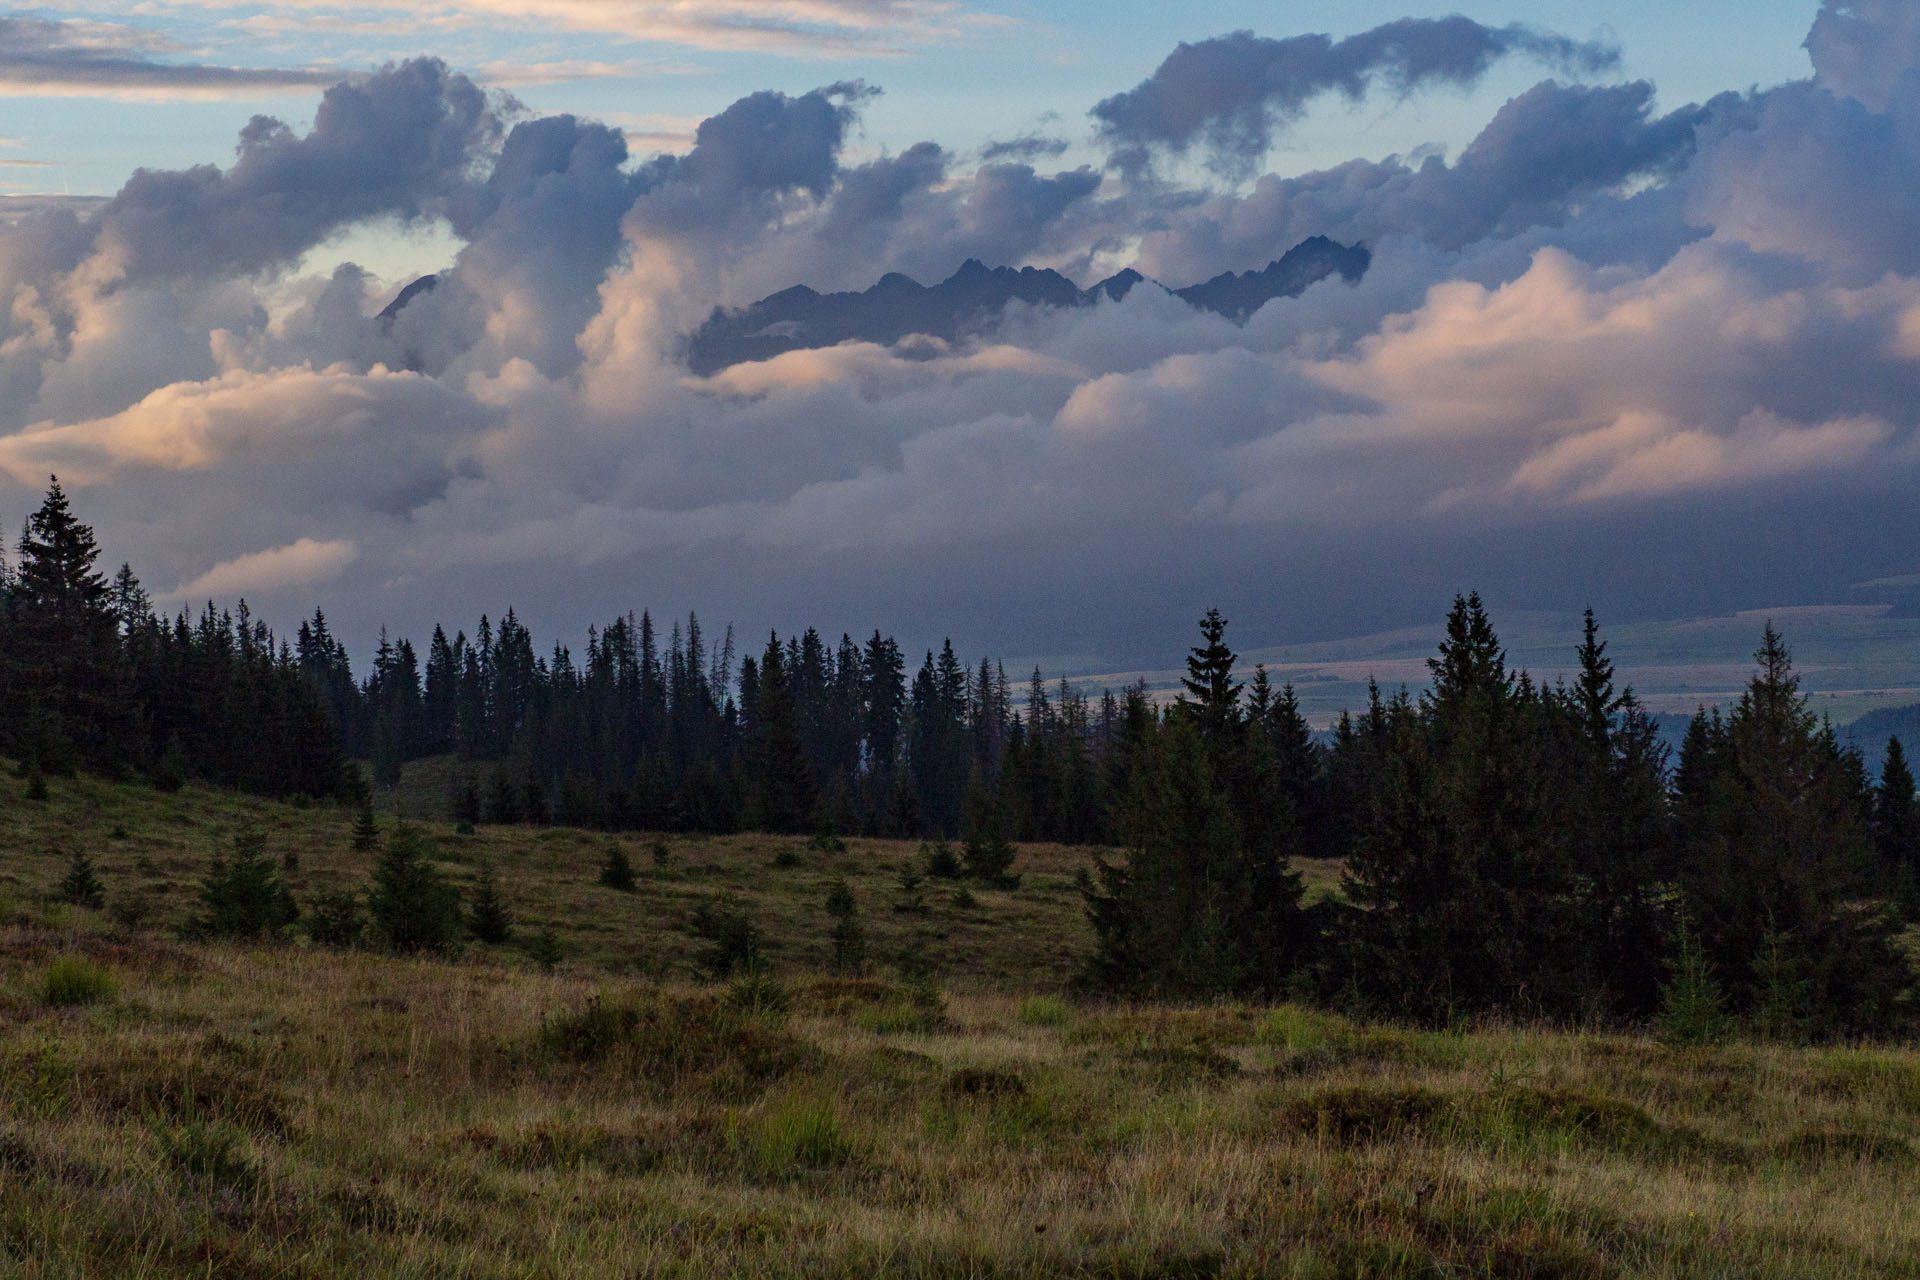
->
xmin=4 ymin=767 xmax=1920 ymax=1276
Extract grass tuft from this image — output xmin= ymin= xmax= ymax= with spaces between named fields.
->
xmin=38 ymin=955 xmax=116 ymax=1007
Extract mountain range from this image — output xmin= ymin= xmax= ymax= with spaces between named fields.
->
xmin=679 ymin=235 xmax=1370 ymax=376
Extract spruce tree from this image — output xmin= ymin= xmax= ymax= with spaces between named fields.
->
xmin=468 ymin=863 xmax=512 ymax=945
xmin=5 ymin=479 xmax=135 ymax=773
xmin=826 ymin=878 xmax=867 ymax=975
xmin=1873 ymin=737 xmax=1920 ymax=911
xmin=598 ymin=842 xmax=637 ymax=892
xmin=1672 ymin=626 xmax=1913 ymax=1038
xmin=351 ymin=800 xmax=380 ymax=852
xmin=1081 ymin=714 xmax=1311 ymax=998
xmin=747 ymin=634 xmax=816 ymax=833
xmin=960 ymin=768 xmax=1019 ymax=887
xmin=197 ymin=832 xmax=299 ymax=940
xmin=1655 ymin=911 xmax=1729 ymax=1048
xmin=57 ymin=848 xmax=105 ymax=909
xmin=366 ymin=823 xmax=463 ymax=955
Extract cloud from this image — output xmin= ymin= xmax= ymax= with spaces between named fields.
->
xmin=162 ymin=538 xmax=359 ymax=603
xmin=139 ymin=0 xmax=1009 ymax=58
xmin=6 ymin=5 xmax=1920 ymax=663
xmin=96 ymin=58 xmax=498 ymax=280
xmin=1092 ymin=18 xmax=1619 ymax=173
xmin=0 ymin=17 xmax=337 ymax=100
xmin=1807 ymin=0 xmax=1920 ymax=112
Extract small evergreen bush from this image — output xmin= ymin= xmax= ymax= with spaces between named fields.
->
xmin=962 ymin=821 xmax=1019 ymax=888
xmin=527 ymin=926 xmax=563 ymax=970
xmin=350 ymin=802 xmax=380 ymax=852
xmin=468 ymin=863 xmax=513 ymax=945
xmin=826 ymin=878 xmax=866 ymax=976
xmin=598 ymin=843 xmax=637 ymax=892
xmin=195 ymin=831 xmax=298 ymax=940
xmin=921 ymin=840 xmax=961 ymax=879
xmin=367 ymin=823 xmax=463 ymax=955
xmin=690 ymin=895 xmax=763 ymax=978
xmin=651 ymin=835 xmax=672 ymax=867
xmin=307 ymin=890 xmax=364 ymax=948
xmin=57 ymin=848 xmax=105 ymax=909
xmin=893 ymin=862 xmax=928 ymax=914
xmin=1655 ymin=914 xmax=1729 ymax=1048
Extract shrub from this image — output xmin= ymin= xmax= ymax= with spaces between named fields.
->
xmin=195 ymin=831 xmax=298 ymax=940
xmin=922 ymin=840 xmax=962 ymax=879
xmin=350 ymin=801 xmax=380 ymax=852
xmin=307 ymin=890 xmax=364 ymax=948
xmin=40 ymin=955 xmax=115 ymax=1007
xmin=108 ymin=892 xmax=150 ymax=931
xmin=723 ymin=972 xmax=792 ymax=1018
xmin=24 ymin=763 xmax=48 ymax=802
xmin=809 ymin=831 xmax=847 ymax=855
xmin=598 ymin=843 xmax=637 ymax=892
xmin=367 ymin=823 xmax=463 ymax=955
xmin=153 ymin=1116 xmax=253 ymax=1186
xmin=650 ymin=836 xmax=672 ymax=867
xmin=772 ymin=847 xmax=802 ymax=869
xmin=56 ymin=848 xmax=104 ymax=909
xmin=527 ymin=927 xmax=563 ymax=971
xmin=962 ymin=822 xmax=1019 ymax=888
xmin=468 ymin=863 xmax=513 ymax=945
xmin=893 ymin=863 xmax=928 ymax=914
xmin=1656 ymin=914 xmax=1729 ymax=1049
xmin=691 ymin=895 xmax=763 ymax=978
xmin=826 ymin=878 xmax=866 ymax=976
xmin=1284 ymin=1084 xmax=1450 ymax=1145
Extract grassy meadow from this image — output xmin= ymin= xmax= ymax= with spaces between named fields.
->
xmin=4 ymin=767 xmax=1920 ymax=1277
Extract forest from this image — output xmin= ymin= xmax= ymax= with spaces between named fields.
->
xmin=4 ymin=478 xmax=1916 ymax=1038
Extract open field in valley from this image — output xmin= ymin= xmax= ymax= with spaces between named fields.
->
xmin=3 ymin=770 xmax=1920 ymax=1277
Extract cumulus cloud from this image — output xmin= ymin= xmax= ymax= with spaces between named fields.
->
xmin=5 ymin=6 xmax=1920 ymax=663
xmin=1092 ymin=18 xmax=1619 ymax=173
xmin=1807 ymin=0 xmax=1920 ymax=111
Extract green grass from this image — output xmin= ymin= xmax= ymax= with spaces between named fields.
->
xmin=36 ymin=954 xmax=115 ymax=1007
xmin=5 ymin=766 xmax=1920 ymax=1276
xmin=0 ymin=757 xmax=1098 ymax=991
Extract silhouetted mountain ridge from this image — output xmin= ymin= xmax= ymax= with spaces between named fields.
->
xmin=680 ymin=236 xmax=1369 ymax=376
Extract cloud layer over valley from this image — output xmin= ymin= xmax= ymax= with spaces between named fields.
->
xmin=1 ymin=2 xmax=1917 ymax=665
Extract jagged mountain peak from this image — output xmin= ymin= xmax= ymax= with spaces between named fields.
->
xmin=681 ymin=238 xmax=1369 ymax=375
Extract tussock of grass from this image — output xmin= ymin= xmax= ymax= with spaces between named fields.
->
xmin=37 ymin=955 xmax=115 ymax=1007
xmin=1018 ymin=994 xmax=1072 ymax=1028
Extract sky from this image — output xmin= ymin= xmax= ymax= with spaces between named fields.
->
xmin=0 ymin=0 xmax=1915 ymax=673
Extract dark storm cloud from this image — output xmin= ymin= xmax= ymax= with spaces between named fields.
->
xmin=0 ymin=16 xmax=337 ymax=96
xmin=1091 ymin=18 xmax=1620 ymax=173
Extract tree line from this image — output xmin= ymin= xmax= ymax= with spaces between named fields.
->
xmin=1084 ymin=599 xmax=1919 ymax=1040
xmin=0 ymin=481 xmax=354 ymax=800
xmin=6 ymin=480 xmax=1916 ymax=1037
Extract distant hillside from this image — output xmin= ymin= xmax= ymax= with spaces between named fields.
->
xmin=681 ymin=235 xmax=1370 ymax=375
xmin=1841 ymin=702 xmax=1920 ymax=777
